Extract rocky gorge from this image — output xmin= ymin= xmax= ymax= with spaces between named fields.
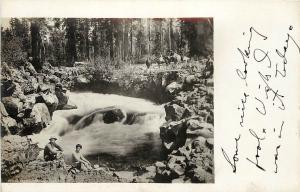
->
xmin=1 ymin=58 xmax=214 ymax=183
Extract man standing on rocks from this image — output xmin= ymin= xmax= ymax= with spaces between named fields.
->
xmin=44 ymin=136 xmax=64 ymax=161
xmin=55 ymin=83 xmax=69 ymax=110
xmin=71 ymin=144 xmax=92 ymax=171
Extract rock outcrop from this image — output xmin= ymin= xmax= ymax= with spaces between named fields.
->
xmin=1 ymin=135 xmax=40 ymax=182
xmin=6 ymin=159 xmax=120 ymax=183
xmin=1 ymin=62 xmax=76 ymax=136
xmin=135 ymin=58 xmax=214 ymax=183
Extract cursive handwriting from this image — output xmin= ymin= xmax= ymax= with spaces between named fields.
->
xmin=226 ymin=26 xmax=299 ymax=174
xmin=255 ymin=97 xmax=266 ymax=115
xmin=274 ymin=145 xmax=280 ymax=173
xmin=246 ymin=129 xmax=266 ymax=171
xmin=221 ymin=134 xmax=241 ymax=173
xmin=258 ymin=71 xmax=285 ymax=110
xmin=238 ymin=92 xmax=249 ymax=127
xmin=253 ymin=48 xmax=272 ymax=68
xmin=275 ymin=26 xmax=300 ymax=78
xmin=236 ymin=27 xmax=268 ymax=85
xmin=278 ymin=121 xmax=284 ymax=138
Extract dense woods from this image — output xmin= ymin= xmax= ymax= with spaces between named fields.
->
xmin=1 ymin=18 xmax=214 ymax=183
xmin=1 ymin=18 xmax=213 ymax=70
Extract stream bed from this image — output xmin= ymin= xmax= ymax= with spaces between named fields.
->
xmin=31 ymin=92 xmax=166 ymax=171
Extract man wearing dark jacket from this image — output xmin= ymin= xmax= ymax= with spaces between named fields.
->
xmin=44 ymin=136 xmax=63 ymax=161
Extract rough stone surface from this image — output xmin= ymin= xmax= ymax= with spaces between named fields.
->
xmin=155 ymin=60 xmax=214 ymax=183
xmin=2 ymin=96 xmax=23 ymax=117
xmin=23 ymin=77 xmax=39 ymax=95
xmin=1 ymin=135 xmax=40 ymax=181
xmin=1 ymin=102 xmax=9 ymax=116
xmin=1 ymin=115 xmax=18 ymax=135
xmin=22 ymin=103 xmax=51 ymax=135
xmin=166 ymin=82 xmax=182 ymax=95
xmin=1 ymin=79 xmax=16 ymax=97
xmin=40 ymin=93 xmax=59 ymax=114
xmin=76 ymin=75 xmax=91 ymax=84
xmin=164 ymin=103 xmax=185 ymax=121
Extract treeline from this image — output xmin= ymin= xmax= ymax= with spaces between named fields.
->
xmin=1 ymin=18 xmax=213 ymax=70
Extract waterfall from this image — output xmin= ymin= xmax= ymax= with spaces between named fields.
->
xmin=31 ymin=92 xmax=166 ymax=158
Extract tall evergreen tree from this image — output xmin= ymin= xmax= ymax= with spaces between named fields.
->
xmin=65 ymin=18 xmax=77 ymax=66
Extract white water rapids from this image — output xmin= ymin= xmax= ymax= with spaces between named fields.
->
xmin=31 ymin=92 xmax=166 ymax=159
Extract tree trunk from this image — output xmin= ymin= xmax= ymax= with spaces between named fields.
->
xmin=30 ymin=22 xmax=42 ymax=71
xmin=66 ymin=18 xmax=77 ymax=66
xmin=85 ymin=19 xmax=90 ymax=61
xmin=148 ymin=18 xmax=151 ymax=55
xmin=109 ymin=20 xmax=114 ymax=59
xmin=160 ymin=19 xmax=163 ymax=53
xmin=130 ymin=19 xmax=133 ymax=60
xmin=124 ymin=19 xmax=129 ymax=61
xmin=169 ymin=19 xmax=172 ymax=50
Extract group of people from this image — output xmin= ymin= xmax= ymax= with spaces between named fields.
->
xmin=146 ymin=50 xmax=190 ymax=69
xmin=44 ymin=136 xmax=92 ymax=171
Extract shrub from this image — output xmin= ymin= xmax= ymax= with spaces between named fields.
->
xmin=1 ymin=37 xmax=26 ymax=66
xmin=93 ymin=56 xmax=115 ymax=80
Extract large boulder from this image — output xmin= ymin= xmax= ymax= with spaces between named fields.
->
xmin=171 ymin=146 xmax=192 ymax=159
xmin=191 ymin=136 xmax=210 ymax=154
xmin=155 ymin=161 xmax=167 ymax=175
xmin=0 ymin=101 xmax=9 ymax=116
xmin=206 ymin=78 xmax=213 ymax=87
xmin=186 ymin=126 xmax=213 ymax=138
xmin=164 ymin=103 xmax=185 ymax=121
xmin=1 ymin=79 xmax=16 ymax=97
xmin=1 ymin=116 xmax=19 ymax=136
xmin=11 ymin=82 xmax=24 ymax=98
xmin=23 ymin=77 xmax=38 ymax=95
xmin=103 ymin=108 xmax=125 ymax=124
xmin=1 ymin=135 xmax=40 ymax=181
xmin=40 ymin=93 xmax=59 ymax=114
xmin=37 ymin=83 xmax=52 ymax=93
xmin=186 ymin=119 xmax=203 ymax=131
xmin=167 ymin=155 xmax=187 ymax=178
xmin=20 ymin=94 xmax=38 ymax=117
xmin=1 ymin=62 xmax=12 ymax=79
xmin=206 ymin=138 xmax=214 ymax=150
xmin=1 ymin=96 xmax=23 ymax=118
xmin=166 ymin=82 xmax=182 ymax=95
xmin=48 ymin=74 xmax=61 ymax=84
xmin=160 ymin=120 xmax=187 ymax=153
xmin=22 ymin=103 xmax=51 ymax=135
xmin=190 ymin=167 xmax=213 ymax=183
xmin=184 ymin=75 xmax=197 ymax=86
xmin=24 ymin=61 xmax=37 ymax=75
xmin=1 ymin=101 xmax=19 ymax=136
xmin=132 ymin=165 xmax=156 ymax=183
xmin=76 ymin=75 xmax=90 ymax=84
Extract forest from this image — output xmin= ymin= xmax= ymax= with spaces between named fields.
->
xmin=1 ymin=18 xmax=213 ymax=70
xmin=1 ymin=17 xmax=214 ymax=183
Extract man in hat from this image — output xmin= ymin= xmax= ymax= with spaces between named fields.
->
xmin=71 ymin=144 xmax=92 ymax=171
xmin=44 ymin=136 xmax=64 ymax=161
xmin=55 ymin=83 xmax=69 ymax=110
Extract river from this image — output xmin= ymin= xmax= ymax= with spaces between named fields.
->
xmin=31 ymin=92 xmax=166 ymax=170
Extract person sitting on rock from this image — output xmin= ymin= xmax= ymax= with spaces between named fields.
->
xmin=55 ymin=83 xmax=69 ymax=110
xmin=71 ymin=144 xmax=92 ymax=171
xmin=44 ymin=136 xmax=64 ymax=161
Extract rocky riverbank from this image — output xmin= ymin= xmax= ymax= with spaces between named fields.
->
xmin=1 ymin=61 xmax=78 ymax=181
xmin=1 ymin=58 xmax=213 ymax=183
xmin=133 ymin=59 xmax=214 ymax=183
